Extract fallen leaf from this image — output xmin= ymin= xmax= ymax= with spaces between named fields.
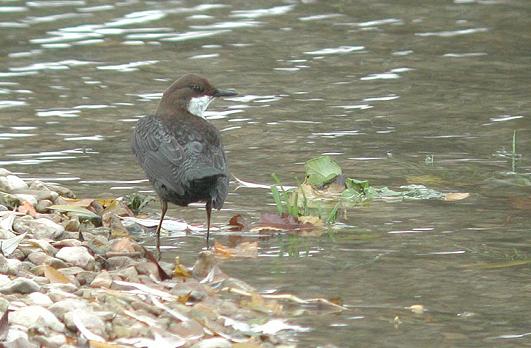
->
xmin=62 ymin=198 xmax=95 ymax=207
xmin=241 ymin=292 xmax=283 ymax=315
xmin=298 ymin=215 xmax=324 ymax=227
xmin=44 ymin=265 xmax=71 ymax=284
xmin=142 ymin=246 xmax=171 ymax=281
xmin=228 ymin=214 xmax=246 ymax=231
xmin=174 ymin=263 xmax=191 ymax=279
xmin=89 ymin=341 xmax=123 ymax=348
xmin=48 ymin=205 xmax=100 ymax=220
xmin=0 ymin=232 xmax=27 ymax=256
xmin=443 ymin=192 xmax=470 ymax=201
xmin=408 ymin=304 xmax=425 ymax=314
xmin=17 ymin=201 xmax=38 ymax=217
xmin=214 ymin=241 xmax=258 ymax=259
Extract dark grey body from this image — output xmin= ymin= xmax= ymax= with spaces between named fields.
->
xmin=131 ymin=113 xmax=229 ymax=210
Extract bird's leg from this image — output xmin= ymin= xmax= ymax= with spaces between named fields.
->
xmin=156 ymin=199 xmax=168 ymax=258
xmin=206 ymin=199 xmax=212 ymax=249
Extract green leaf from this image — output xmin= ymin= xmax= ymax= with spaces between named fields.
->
xmin=48 ymin=205 xmax=101 ymax=220
xmin=271 ymin=185 xmax=284 ymax=215
xmin=304 ymin=156 xmax=342 ymax=186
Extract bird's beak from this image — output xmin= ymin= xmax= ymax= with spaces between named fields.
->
xmin=213 ymin=88 xmax=238 ymax=97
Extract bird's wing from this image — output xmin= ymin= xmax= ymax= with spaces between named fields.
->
xmin=132 ymin=116 xmax=186 ymax=196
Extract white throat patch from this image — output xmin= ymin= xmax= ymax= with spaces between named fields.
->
xmin=187 ymin=95 xmax=214 ymax=118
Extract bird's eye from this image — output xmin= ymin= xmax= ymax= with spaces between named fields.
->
xmin=190 ymin=85 xmax=203 ymax=93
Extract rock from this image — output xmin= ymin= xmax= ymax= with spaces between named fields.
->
xmin=13 ymin=217 xmax=64 ymax=240
xmin=0 ymin=277 xmax=41 ymax=294
xmin=0 ymin=228 xmax=16 ymax=239
xmin=84 ymin=226 xmax=110 ymax=237
xmin=33 ymin=334 xmax=66 ymax=348
xmin=106 ymin=256 xmax=137 ymax=270
xmin=0 ymin=274 xmax=10 ymax=286
xmin=90 ymin=270 xmax=112 ymax=288
xmin=10 ymin=305 xmax=65 ymax=332
xmin=47 ymin=287 xmax=78 ymax=302
xmin=49 ymin=298 xmax=89 ymax=320
xmin=4 ymin=329 xmax=38 ymax=348
xmin=191 ymin=337 xmax=232 ymax=348
xmin=0 ymin=168 xmax=12 ymax=176
xmin=118 ymin=266 xmax=139 ymax=282
xmin=64 ymin=310 xmax=107 ymax=339
xmin=55 ymin=246 xmax=95 ymax=270
xmin=28 ymin=238 xmax=58 ymax=256
xmin=36 ymin=199 xmax=54 ymax=213
xmin=0 ymin=254 xmax=8 ymax=273
xmin=6 ymin=258 xmax=21 ymax=274
xmin=0 ymin=175 xmax=28 ymax=193
xmin=44 ymin=183 xmax=75 ymax=198
xmin=76 ymin=270 xmax=97 ymax=286
xmin=0 ymin=295 xmax=9 ymax=312
xmin=27 ymin=292 xmax=54 ymax=306
xmin=27 ymin=251 xmax=48 ymax=265
xmin=64 ymin=217 xmax=80 ymax=232
xmin=0 ymin=191 xmax=20 ymax=209
xmin=12 ymin=194 xmax=38 ymax=207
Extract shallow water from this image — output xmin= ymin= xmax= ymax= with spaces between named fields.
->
xmin=1 ymin=0 xmax=531 ymax=346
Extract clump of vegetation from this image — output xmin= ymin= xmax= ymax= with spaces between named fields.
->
xmin=270 ymin=156 xmax=468 ymax=225
xmin=123 ymin=193 xmax=154 ymax=215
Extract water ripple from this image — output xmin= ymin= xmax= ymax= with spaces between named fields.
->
xmin=96 ymin=60 xmax=158 ymax=72
xmin=0 ymin=101 xmax=27 ymax=108
xmin=305 ymin=46 xmax=364 ymax=55
xmin=10 ymin=59 xmax=94 ymax=72
xmin=357 ymin=18 xmax=402 ymax=27
xmin=190 ymin=21 xmax=261 ymax=30
xmin=416 ymin=27 xmax=488 ymax=37
xmin=299 ymin=14 xmax=343 ymax=21
xmin=231 ymin=5 xmax=294 ymax=18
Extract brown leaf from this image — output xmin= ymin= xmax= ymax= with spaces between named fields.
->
xmin=44 ymin=265 xmax=71 ymax=284
xmin=228 ymin=214 xmax=246 ymax=231
xmin=89 ymin=341 xmax=125 ymax=348
xmin=142 ymin=246 xmax=171 ymax=281
xmin=443 ymin=192 xmax=470 ymax=201
xmin=213 ymin=241 xmax=258 ymax=259
xmin=17 ymin=201 xmax=37 ymax=217
xmin=174 ymin=263 xmax=191 ymax=279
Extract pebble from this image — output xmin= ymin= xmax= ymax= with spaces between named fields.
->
xmin=10 ymin=305 xmax=65 ymax=333
xmin=90 ymin=270 xmax=113 ymax=288
xmin=55 ymin=246 xmax=95 ymax=270
xmin=49 ymin=298 xmax=89 ymax=320
xmin=36 ymin=199 xmax=54 ymax=213
xmin=0 ymin=175 xmax=28 ymax=193
xmin=14 ymin=217 xmax=64 ymax=240
xmin=64 ymin=310 xmax=107 ymax=339
xmin=0 ymin=254 xmax=8 ymax=273
xmin=191 ymin=337 xmax=232 ymax=348
xmin=27 ymin=292 xmax=54 ymax=306
xmin=0 ymin=278 xmax=41 ymax=294
xmin=12 ymin=194 xmax=38 ymax=207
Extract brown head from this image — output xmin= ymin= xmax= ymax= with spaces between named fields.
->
xmin=156 ymin=73 xmax=237 ymax=118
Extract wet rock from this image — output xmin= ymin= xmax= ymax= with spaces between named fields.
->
xmin=0 ymin=175 xmax=28 ymax=193
xmin=64 ymin=310 xmax=107 ymax=339
xmin=11 ymin=305 xmax=65 ymax=332
xmin=14 ymin=216 xmax=64 ymax=240
xmin=0 ymin=168 xmax=11 ymax=176
xmin=44 ymin=183 xmax=75 ymax=198
xmin=191 ymin=337 xmax=232 ymax=348
xmin=49 ymin=298 xmax=89 ymax=320
xmin=90 ymin=270 xmax=113 ymax=288
xmin=27 ymin=292 xmax=53 ymax=306
xmin=0 ymin=228 xmax=16 ymax=239
xmin=55 ymin=246 xmax=95 ymax=270
xmin=106 ymin=256 xmax=137 ymax=270
xmin=36 ymin=199 xmax=53 ymax=213
xmin=0 ymin=277 xmax=41 ymax=294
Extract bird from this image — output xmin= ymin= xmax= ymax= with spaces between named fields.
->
xmin=131 ymin=73 xmax=237 ymax=251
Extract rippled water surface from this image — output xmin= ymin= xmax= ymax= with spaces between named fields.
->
xmin=1 ymin=0 xmax=531 ymax=346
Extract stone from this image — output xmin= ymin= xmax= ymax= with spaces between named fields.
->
xmin=10 ymin=305 xmax=65 ymax=332
xmin=6 ymin=258 xmax=21 ymax=274
xmin=27 ymin=251 xmax=48 ymax=265
xmin=0 ymin=228 xmax=16 ymax=239
xmin=27 ymin=292 xmax=53 ymax=306
xmin=64 ymin=217 xmax=80 ymax=232
xmin=0 ymin=168 xmax=12 ymax=176
xmin=191 ymin=337 xmax=232 ymax=348
xmin=33 ymin=334 xmax=66 ymax=348
xmin=28 ymin=238 xmax=58 ymax=256
xmin=44 ymin=183 xmax=75 ymax=198
xmin=12 ymin=194 xmax=38 ymax=207
xmin=0 ymin=274 xmax=10 ymax=286
xmin=0 ymin=254 xmax=8 ymax=273
xmin=0 ymin=175 xmax=28 ymax=193
xmin=76 ymin=270 xmax=97 ymax=286
xmin=0 ymin=277 xmax=41 ymax=294
xmin=49 ymin=298 xmax=89 ymax=320
xmin=106 ymin=256 xmax=137 ymax=270
xmin=64 ymin=310 xmax=107 ymax=339
xmin=90 ymin=270 xmax=112 ymax=288
xmin=0 ymin=191 xmax=20 ymax=209
xmin=13 ymin=217 xmax=64 ymax=240
xmin=36 ymin=199 xmax=53 ymax=213
xmin=47 ymin=287 xmax=78 ymax=302
xmin=55 ymin=246 xmax=95 ymax=270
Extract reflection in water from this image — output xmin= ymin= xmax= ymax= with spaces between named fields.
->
xmin=0 ymin=0 xmax=530 ymax=346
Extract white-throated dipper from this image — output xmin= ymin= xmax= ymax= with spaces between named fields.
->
xmin=132 ymin=73 xmax=237 ymax=250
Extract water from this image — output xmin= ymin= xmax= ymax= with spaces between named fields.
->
xmin=1 ymin=0 xmax=531 ymax=346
